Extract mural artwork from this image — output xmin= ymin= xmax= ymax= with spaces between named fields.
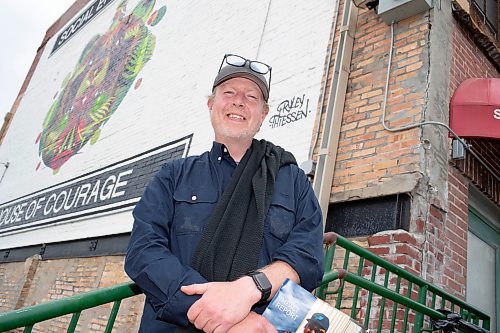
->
xmin=36 ymin=0 xmax=166 ymax=174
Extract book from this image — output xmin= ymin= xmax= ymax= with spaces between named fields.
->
xmin=262 ymin=279 xmax=365 ymax=333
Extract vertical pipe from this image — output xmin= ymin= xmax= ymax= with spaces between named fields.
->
xmin=312 ymin=0 xmax=359 ymax=230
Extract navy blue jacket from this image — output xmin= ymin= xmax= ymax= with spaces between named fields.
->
xmin=125 ymin=142 xmax=324 ymax=332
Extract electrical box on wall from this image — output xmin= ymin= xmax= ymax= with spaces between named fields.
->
xmin=377 ymin=0 xmax=433 ymax=24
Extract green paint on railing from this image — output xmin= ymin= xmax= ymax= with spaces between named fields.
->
xmin=104 ymin=300 xmax=121 ymax=333
xmin=402 ymin=281 xmax=412 ymax=333
xmin=317 ymin=241 xmax=336 ymax=300
xmin=334 ymin=234 xmax=489 ymax=322
xmin=334 ymin=249 xmax=350 ymax=310
xmin=67 ymin=311 xmax=80 ymax=333
xmin=0 ymin=282 xmax=141 ymax=332
xmin=322 ymin=270 xmax=446 ymax=320
xmin=351 ymin=257 xmax=364 ymax=318
xmin=390 ymin=276 xmax=402 ymax=333
xmin=414 ymin=284 xmax=428 ymax=333
xmin=364 ymin=263 xmax=377 ymax=329
xmin=0 ymin=232 xmax=491 ymax=333
xmin=376 ymin=270 xmax=390 ymax=333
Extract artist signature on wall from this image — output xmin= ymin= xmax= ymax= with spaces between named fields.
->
xmin=268 ymin=94 xmax=311 ymax=128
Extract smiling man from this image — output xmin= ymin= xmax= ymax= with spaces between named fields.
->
xmin=125 ymin=54 xmax=324 ymax=333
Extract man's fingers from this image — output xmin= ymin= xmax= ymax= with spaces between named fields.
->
xmin=193 ymin=313 xmax=210 ymax=330
xmin=181 ymin=283 xmax=210 ymax=295
xmin=204 ymin=320 xmax=223 ymax=333
xmin=213 ymin=323 xmax=231 ymax=333
xmin=186 ymin=301 xmax=202 ymax=322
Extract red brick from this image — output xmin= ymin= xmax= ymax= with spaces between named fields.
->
xmin=368 ymin=234 xmax=391 ymax=245
xmin=368 ymin=246 xmax=391 ymax=256
xmin=393 ymin=232 xmax=418 ymax=246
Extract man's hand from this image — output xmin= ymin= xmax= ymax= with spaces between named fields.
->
xmin=227 ymin=312 xmax=277 ymax=333
xmin=181 ymin=277 xmax=261 ymax=333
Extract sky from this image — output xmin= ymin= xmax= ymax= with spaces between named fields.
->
xmin=0 ymin=1 xmax=72 ymax=119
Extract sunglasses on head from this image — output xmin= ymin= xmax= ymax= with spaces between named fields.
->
xmin=218 ymin=53 xmax=272 ymax=87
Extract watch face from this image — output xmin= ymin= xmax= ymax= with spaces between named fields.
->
xmin=249 ymin=271 xmax=272 ymax=304
xmin=254 ymin=272 xmax=272 ymax=291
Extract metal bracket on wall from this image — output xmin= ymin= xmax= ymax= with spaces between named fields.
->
xmin=39 ymin=244 xmax=46 ymax=256
xmin=89 ymin=239 xmax=99 ymax=251
xmin=452 ymin=139 xmax=466 ymax=159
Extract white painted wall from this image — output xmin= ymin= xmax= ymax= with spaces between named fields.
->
xmin=0 ymin=0 xmax=335 ymax=249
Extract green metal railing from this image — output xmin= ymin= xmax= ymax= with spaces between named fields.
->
xmin=316 ymin=232 xmax=491 ymax=333
xmin=0 ymin=282 xmax=141 ymax=332
xmin=0 ymin=232 xmax=491 ymax=332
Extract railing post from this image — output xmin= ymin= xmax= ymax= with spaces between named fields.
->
xmin=317 ymin=233 xmax=337 ymax=300
xmin=104 ymin=300 xmax=122 ymax=333
xmin=67 ymin=311 xmax=81 ymax=333
xmin=414 ymin=285 xmax=428 ymax=333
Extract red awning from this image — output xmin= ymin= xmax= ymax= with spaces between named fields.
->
xmin=450 ymin=78 xmax=500 ymax=139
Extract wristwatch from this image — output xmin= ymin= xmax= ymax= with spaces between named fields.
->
xmin=246 ymin=270 xmax=272 ymax=304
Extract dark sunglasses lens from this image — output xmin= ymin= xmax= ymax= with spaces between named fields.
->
xmin=249 ymin=61 xmax=270 ymax=74
xmin=226 ymin=54 xmax=246 ymax=67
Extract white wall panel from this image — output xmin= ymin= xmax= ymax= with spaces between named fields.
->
xmin=0 ymin=0 xmax=335 ymax=248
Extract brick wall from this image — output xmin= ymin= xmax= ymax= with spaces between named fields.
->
xmin=444 ymin=14 xmax=499 ymax=297
xmin=442 ymin=166 xmax=469 ymax=297
xmin=450 ymin=20 xmax=499 ymax=94
xmin=316 ymin=0 xmax=436 ymax=304
xmin=330 ymin=10 xmax=429 ymax=200
xmin=0 ymin=261 xmax=27 ymax=312
xmin=317 ymin=0 xmax=498 ymax=314
xmin=0 ymin=255 xmax=144 ymax=332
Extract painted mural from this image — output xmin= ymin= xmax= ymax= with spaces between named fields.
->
xmin=0 ymin=0 xmax=335 ymax=247
xmin=36 ymin=0 xmax=166 ymax=173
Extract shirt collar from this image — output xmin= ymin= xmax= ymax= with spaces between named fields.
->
xmin=210 ymin=141 xmax=235 ymax=164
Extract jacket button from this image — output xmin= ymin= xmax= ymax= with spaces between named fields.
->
xmin=191 ymin=195 xmax=197 ymax=201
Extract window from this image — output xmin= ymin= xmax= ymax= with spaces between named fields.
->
xmin=467 ymin=208 xmax=499 ymax=333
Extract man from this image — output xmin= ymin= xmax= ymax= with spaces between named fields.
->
xmin=303 ymin=313 xmax=329 ymax=333
xmin=125 ymin=54 xmax=324 ymax=332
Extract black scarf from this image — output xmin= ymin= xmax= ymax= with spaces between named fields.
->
xmin=191 ymin=139 xmax=296 ymax=282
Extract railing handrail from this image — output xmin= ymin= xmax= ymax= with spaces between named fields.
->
xmin=334 ymin=233 xmax=490 ymax=320
xmin=0 ymin=282 xmax=141 ymax=332
xmin=321 ymin=269 xmax=447 ymax=320
xmin=0 ymin=232 xmax=490 ymax=332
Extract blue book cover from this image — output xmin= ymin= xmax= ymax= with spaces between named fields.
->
xmin=263 ymin=279 xmax=364 ymax=333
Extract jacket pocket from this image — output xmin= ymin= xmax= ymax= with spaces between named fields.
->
xmin=172 ymin=186 xmax=218 ymax=235
xmin=265 ymin=191 xmax=295 ymax=242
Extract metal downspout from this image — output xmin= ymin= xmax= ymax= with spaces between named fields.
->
xmin=313 ymin=0 xmax=358 ymax=230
